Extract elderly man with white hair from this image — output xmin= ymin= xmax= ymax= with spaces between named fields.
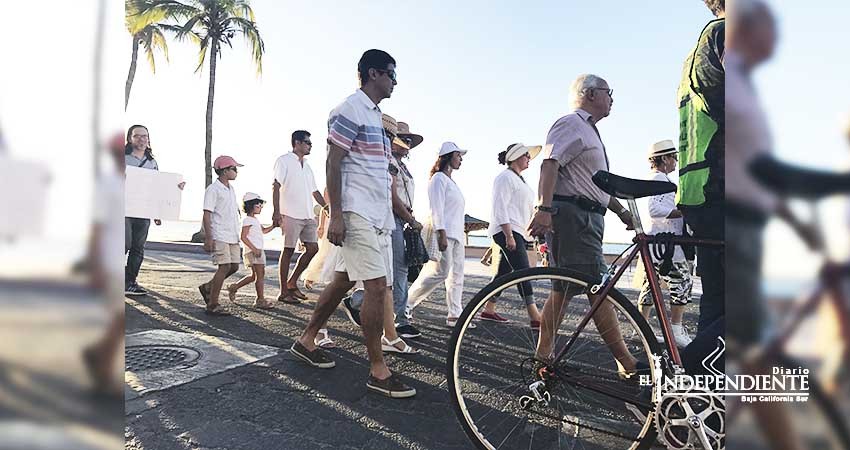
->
xmin=528 ymin=74 xmax=640 ymax=375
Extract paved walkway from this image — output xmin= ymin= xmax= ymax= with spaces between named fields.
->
xmin=125 ymin=250 xmax=702 ymax=450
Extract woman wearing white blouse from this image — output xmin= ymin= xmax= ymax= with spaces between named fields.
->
xmin=408 ymin=142 xmax=469 ymax=327
xmin=638 ymin=140 xmax=693 ymax=348
xmin=481 ymin=143 xmax=544 ymax=329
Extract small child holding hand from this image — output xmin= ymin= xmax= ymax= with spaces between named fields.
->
xmin=227 ymin=192 xmax=277 ymax=308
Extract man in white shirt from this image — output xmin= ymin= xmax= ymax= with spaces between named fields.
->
xmin=272 ymin=130 xmax=327 ymax=303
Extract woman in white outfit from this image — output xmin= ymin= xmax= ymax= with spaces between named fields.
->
xmin=408 ymin=142 xmax=469 ymax=327
xmin=481 ymin=143 xmax=544 ymax=329
xmin=638 ymin=140 xmax=693 ymax=348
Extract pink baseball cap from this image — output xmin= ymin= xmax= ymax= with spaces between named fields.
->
xmin=213 ymin=155 xmax=244 ymax=169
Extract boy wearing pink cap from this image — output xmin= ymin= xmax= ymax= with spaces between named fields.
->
xmin=198 ymin=155 xmax=244 ymax=315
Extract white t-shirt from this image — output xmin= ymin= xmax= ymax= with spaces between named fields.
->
xmin=95 ymin=170 xmax=124 ymax=276
xmin=202 ymin=180 xmax=240 ymax=244
xmin=273 ymin=152 xmax=318 ymax=220
xmin=242 ymin=215 xmax=264 ymax=250
xmin=429 ymin=172 xmax=466 ymax=242
xmin=488 ymin=169 xmax=535 ymax=241
xmin=647 ymin=170 xmax=685 ymax=262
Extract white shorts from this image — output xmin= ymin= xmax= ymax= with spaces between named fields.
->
xmin=335 ymin=212 xmax=392 ymax=287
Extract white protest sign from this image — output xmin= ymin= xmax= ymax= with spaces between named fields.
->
xmin=0 ymin=157 xmax=50 ymax=237
xmin=125 ymin=166 xmax=183 ymax=220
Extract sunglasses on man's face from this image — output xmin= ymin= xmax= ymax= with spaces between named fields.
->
xmin=226 ymin=166 xmax=238 ymax=172
xmin=400 ymin=137 xmax=414 ymax=145
xmin=376 ymin=69 xmax=397 ymax=82
xmin=301 ymin=140 xmax=313 ymax=146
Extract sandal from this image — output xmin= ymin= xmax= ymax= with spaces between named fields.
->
xmin=277 ymin=292 xmax=301 ymax=304
xmin=288 ymin=287 xmax=308 ymax=301
xmin=381 ymin=336 xmax=418 ymax=354
xmin=252 ymin=299 xmax=275 ymax=310
xmin=314 ymin=329 xmax=336 ymax=349
xmin=205 ymin=304 xmax=232 ymax=316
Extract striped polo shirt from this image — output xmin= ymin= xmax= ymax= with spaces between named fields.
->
xmin=327 ymin=89 xmax=394 ymax=231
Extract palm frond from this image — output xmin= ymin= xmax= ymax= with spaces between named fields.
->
xmin=195 ymin=36 xmax=211 ymax=73
xmin=220 ymin=15 xmax=264 ymax=75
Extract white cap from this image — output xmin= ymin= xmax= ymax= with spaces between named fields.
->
xmin=242 ymin=192 xmax=264 ymax=202
xmin=648 ymin=140 xmax=677 ymax=158
xmin=505 ymin=143 xmax=543 ymax=162
xmin=438 ymin=141 xmax=468 ymax=157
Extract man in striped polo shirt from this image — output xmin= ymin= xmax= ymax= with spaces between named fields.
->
xmin=291 ymin=49 xmax=416 ymax=399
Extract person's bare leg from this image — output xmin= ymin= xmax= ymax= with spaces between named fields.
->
xmin=254 ymin=265 xmax=266 ymax=300
xmin=207 ymin=264 xmax=235 ymax=308
xmin=670 ymin=304 xmax=684 ymax=325
xmin=298 ymin=271 xmax=354 ymax=350
xmin=278 ymin=247 xmax=295 ymax=293
xmin=229 ymin=267 xmax=256 ymax=297
xmin=360 ymin=277 xmax=391 ymax=379
xmin=536 ymin=290 xmax=569 ymax=360
xmin=90 ymin=312 xmax=125 ymax=387
xmin=484 ymin=299 xmax=498 ymax=314
xmin=288 ymin=242 xmax=318 ymax=289
xmin=526 ymin=302 xmax=542 ymax=322
xmin=590 ymin=295 xmax=638 ymax=372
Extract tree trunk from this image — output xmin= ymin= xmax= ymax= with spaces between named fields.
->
xmin=125 ymin=36 xmax=139 ymax=111
xmin=191 ymin=40 xmax=218 ymax=243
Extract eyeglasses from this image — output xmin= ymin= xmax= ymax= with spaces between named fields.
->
xmin=301 ymin=140 xmax=313 ymax=146
xmin=376 ymin=69 xmax=397 ymax=82
xmin=225 ymin=166 xmax=238 ymax=172
xmin=400 ymin=137 xmax=413 ymax=145
xmin=589 ymin=87 xmax=614 ymax=97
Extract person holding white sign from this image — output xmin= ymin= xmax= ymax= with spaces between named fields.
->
xmin=124 ymin=124 xmax=185 ymax=296
xmin=198 ymin=155 xmax=244 ymax=316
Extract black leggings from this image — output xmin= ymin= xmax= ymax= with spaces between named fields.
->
xmin=491 ymin=231 xmax=534 ymax=305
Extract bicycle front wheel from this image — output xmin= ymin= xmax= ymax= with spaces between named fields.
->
xmin=447 ymin=267 xmax=662 ymax=450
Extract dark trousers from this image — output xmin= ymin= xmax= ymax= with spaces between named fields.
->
xmin=125 ymin=217 xmax=151 ymax=288
xmin=682 ymin=204 xmax=724 ymax=335
xmin=492 ymin=231 xmax=534 ymax=304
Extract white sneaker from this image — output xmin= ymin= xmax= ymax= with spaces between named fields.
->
xmin=671 ymin=324 xmax=693 ymax=348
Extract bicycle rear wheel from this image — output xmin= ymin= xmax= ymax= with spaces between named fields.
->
xmin=447 ymin=267 xmax=662 ymax=450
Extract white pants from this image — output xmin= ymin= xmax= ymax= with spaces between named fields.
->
xmin=407 ymin=238 xmax=465 ymax=318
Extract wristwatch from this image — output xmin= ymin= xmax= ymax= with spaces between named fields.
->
xmin=536 ymin=205 xmax=556 ymax=214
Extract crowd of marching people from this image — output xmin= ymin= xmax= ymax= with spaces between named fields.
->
xmin=120 ymin=46 xmax=705 ymax=399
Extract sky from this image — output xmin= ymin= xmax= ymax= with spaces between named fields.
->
xmin=123 ymin=0 xmax=716 ymax=245
xmin=1 ymin=1 xmax=848 ymax=280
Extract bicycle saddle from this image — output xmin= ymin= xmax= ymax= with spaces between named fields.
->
xmin=592 ymin=171 xmax=676 ymax=199
xmin=750 ymin=155 xmax=850 ymax=199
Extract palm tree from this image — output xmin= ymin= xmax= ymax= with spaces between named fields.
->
xmin=138 ymin=0 xmax=264 ymax=189
xmin=125 ymin=0 xmax=172 ymax=110
xmin=138 ymin=0 xmax=264 ymax=241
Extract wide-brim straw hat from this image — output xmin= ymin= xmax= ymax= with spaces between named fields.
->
xmin=505 ymin=143 xmax=543 ymax=162
xmin=381 ymin=114 xmax=410 ymax=150
xmin=396 ymin=121 xmax=424 ymax=149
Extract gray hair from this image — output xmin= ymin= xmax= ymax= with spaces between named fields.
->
xmin=569 ymin=74 xmax=607 ymax=108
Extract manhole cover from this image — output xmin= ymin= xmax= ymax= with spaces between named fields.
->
xmin=126 ymin=346 xmax=201 ymax=372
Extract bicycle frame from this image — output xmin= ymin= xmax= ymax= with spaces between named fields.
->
xmin=551 ymin=198 xmax=724 ymax=370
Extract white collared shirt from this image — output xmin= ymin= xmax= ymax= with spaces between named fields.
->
xmin=429 ymin=172 xmax=466 ymax=242
xmin=203 ymin=179 xmax=240 ymax=244
xmin=646 ymin=170 xmax=685 ymax=261
xmin=488 ymin=169 xmax=535 ymax=241
xmin=327 ymin=89 xmax=394 ymax=231
xmin=273 ymin=152 xmax=318 ymax=220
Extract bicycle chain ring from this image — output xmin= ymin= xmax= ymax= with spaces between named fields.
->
xmin=654 ymin=388 xmax=725 ymax=450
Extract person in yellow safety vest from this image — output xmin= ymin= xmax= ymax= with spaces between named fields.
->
xmin=676 ymin=0 xmax=725 ymax=335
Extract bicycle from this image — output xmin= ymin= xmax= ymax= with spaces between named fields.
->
xmin=447 ymin=170 xmax=724 ymax=450
xmin=723 ymin=157 xmax=850 ymax=450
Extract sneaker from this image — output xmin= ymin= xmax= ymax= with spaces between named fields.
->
xmin=446 ymin=318 xmax=476 ymax=329
xmin=396 ymin=324 xmax=421 ymax=339
xmin=671 ymin=324 xmax=693 ymax=348
xmin=480 ymin=311 xmax=509 ymax=323
xmin=366 ymin=373 xmax=416 ymax=398
xmin=290 ymin=341 xmax=335 ymax=369
xmin=125 ymin=284 xmax=147 ymax=296
xmin=342 ymin=296 xmax=362 ymax=327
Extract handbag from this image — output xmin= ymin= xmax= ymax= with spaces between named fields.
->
xmin=397 ymin=160 xmax=429 ymax=268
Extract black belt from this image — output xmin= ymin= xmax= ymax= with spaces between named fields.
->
xmin=553 ymin=195 xmax=607 ymax=215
